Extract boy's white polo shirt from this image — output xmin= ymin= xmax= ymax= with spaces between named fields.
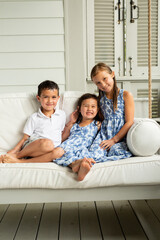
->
xmin=23 ymin=108 xmax=66 ymax=147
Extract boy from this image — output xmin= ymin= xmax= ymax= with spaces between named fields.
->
xmin=3 ymin=80 xmax=66 ymax=161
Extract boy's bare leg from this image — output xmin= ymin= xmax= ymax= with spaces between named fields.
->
xmin=77 ymin=158 xmax=95 ymax=181
xmin=3 ymin=147 xmax=65 ymax=163
xmin=9 ymin=139 xmax=54 ymax=159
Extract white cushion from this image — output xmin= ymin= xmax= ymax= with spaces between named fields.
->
xmin=127 ymin=119 xmax=160 ymax=156
xmin=0 ymin=155 xmax=160 ymax=189
xmin=0 ymin=92 xmax=39 ymax=152
xmin=59 ymin=91 xmax=84 ymax=122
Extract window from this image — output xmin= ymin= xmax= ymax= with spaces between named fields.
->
xmin=87 ymin=0 xmax=160 ymax=79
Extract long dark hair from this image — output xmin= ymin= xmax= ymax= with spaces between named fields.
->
xmin=90 ymin=62 xmax=119 ymax=112
xmin=76 ymin=93 xmax=104 ymax=123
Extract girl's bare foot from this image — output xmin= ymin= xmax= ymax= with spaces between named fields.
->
xmin=70 ymin=159 xmax=83 ymax=173
xmin=77 ymin=158 xmax=95 ymax=181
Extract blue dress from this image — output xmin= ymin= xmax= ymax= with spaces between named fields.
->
xmin=89 ymin=89 xmax=132 ymax=162
xmin=54 ymin=120 xmax=99 ymax=166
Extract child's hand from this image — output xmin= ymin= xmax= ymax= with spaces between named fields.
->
xmin=100 ymin=139 xmax=116 ymax=150
xmin=84 ymin=157 xmax=96 ymax=166
xmin=70 ymin=107 xmax=79 ymax=124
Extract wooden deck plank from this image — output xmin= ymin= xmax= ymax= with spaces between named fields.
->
xmin=113 ymin=200 xmax=147 ymax=240
xmin=0 ymin=204 xmax=26 ymax=240
xmin=96 ymin=201 xmax=124 ymax=240
xmin=59 ymin=202 xmax=80 ymax=240
xmin=130 ymin=200 xmax=160 ymax=240
xmin=79 ymin=201 xmax=102 ymax=240
xmin=0 ymin=200 xmax=160 ymax=240
xmin=37 ymin=203 xmax=60 ymax=240
xmin=0 ymin=204 xmax=9 ymax=221
xmin=14 ymin=203 xmax=43 ymax=240
xmin=146 ymin=199 xmax=160 ymax=220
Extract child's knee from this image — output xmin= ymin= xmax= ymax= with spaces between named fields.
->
xmin=39 ymin=139 xmax=54 ymax=152
xmin=53 ymin=147 xmax=64 ymax=159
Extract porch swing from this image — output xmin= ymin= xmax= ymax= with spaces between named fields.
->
xmin=148 ymin=0 xmax=152 ymax=118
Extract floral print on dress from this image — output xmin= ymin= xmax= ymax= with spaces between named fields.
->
xmin=54 ymin=120 xmax=99 ymax=166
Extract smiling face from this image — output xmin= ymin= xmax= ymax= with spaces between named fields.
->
xmin=80 ymin=98 xmax=98 ymax=121
xmin=92 ymin=70 xmax=115 ymax=95
xmin=37 ymin=88 xmax=60 ymax=114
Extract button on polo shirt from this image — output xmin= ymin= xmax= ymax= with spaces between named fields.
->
xmin=23 ymin=108 xmax=66 ymax=147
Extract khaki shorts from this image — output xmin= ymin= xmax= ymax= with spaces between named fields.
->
xmin=22 ymin=136 xmax=45 ymax=149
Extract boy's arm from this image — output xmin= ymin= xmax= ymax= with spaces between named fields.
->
xmin=7 ymin=134 xmax=29 ymax=154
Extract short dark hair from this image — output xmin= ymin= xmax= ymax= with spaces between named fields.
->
xmin=37 ymin=80 xmax=59 ymax=96
xmin=76 ymin=93 xmax=104 ymax=123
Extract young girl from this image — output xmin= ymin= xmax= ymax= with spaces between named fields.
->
xmin=88 ymin=62 xmax=134 ymax=162
xmin=2 ymin=93 xmax=104 ymax=181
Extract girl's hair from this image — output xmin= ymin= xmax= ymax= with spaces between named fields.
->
xmin=90 ymin=62 xmax=119 ymax=112
xmin=76 ymin=93 xmax=104 ymax=123
xmin=38 ymin=80 xmax=59 ymax=96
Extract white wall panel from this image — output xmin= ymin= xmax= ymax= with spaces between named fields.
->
xmin=0 ymin=69 xmax=65 ymax=85
xmin=0 ymin=0 xmax=65 ymax=93
xmin=0 ymin=36 xmax=64 ymax=52
xmin=0 ymin=1 xmax=63 ymax=18
xmin=0 ymin=18 xmax=64 ymax=35
xmin=0 ymin=52 xmax=64 ymax=69
xmin=0 ymin=84 xmax=65 ymax=94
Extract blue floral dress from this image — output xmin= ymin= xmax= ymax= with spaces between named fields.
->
xmin=54 ymin=120 xmax=99 ymax=166
xmin=89 ymin=89 xmax=132 ymax=162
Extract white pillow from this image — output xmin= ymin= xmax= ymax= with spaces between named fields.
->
xmin=127 ymin=119 xmax=160 ymax=156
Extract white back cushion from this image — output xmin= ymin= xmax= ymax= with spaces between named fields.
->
xmin=0 ymin=93 xmax=39 ymax=152
xmin=59 ymin=91 xmax=84 ymax=122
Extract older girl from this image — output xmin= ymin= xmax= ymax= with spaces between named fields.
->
xmin=89 ymin=62 xmax=134 ymax=162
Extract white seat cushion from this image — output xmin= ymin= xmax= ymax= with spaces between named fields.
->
xmin=0 ymin=155 xmax=160 ymax=189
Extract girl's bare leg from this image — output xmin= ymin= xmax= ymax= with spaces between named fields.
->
xmin=3 ymin=147 xmax=65 ymax=163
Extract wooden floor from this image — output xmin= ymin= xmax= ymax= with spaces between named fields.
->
xmin=0 ymin=199 xmax=160 ymax=240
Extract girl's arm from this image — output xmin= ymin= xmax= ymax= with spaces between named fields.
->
xmin=7 ymin=134 xmax=30 ymax=154
xmin=62 ymin=121 xmax=74 ymax=142
xmin=100 ymin=91 xmax=134 ymax=150
xmin=62 ymin=108 xmax=79 ymax=142
xmin=112 ymin=91 xmax=134 ymax=143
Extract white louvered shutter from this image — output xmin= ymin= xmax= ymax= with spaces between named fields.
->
xmin=126 ymin=0 xmax=160 ymax=78
xmin=86 ymin=0 xmax=123 ymax=79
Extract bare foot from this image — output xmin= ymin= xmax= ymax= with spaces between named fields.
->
xmin=77 ymin=158 xmax=95 ymax=181
xmin=70 ymin=159 xmax=83 ymax=173
xmin=0 ymin=155 xmax=5 ymax=163
xmin=3 ymin=154 xmax=21 ymax=163
xmin=6 ymin=152 xmax=18 ymax=158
